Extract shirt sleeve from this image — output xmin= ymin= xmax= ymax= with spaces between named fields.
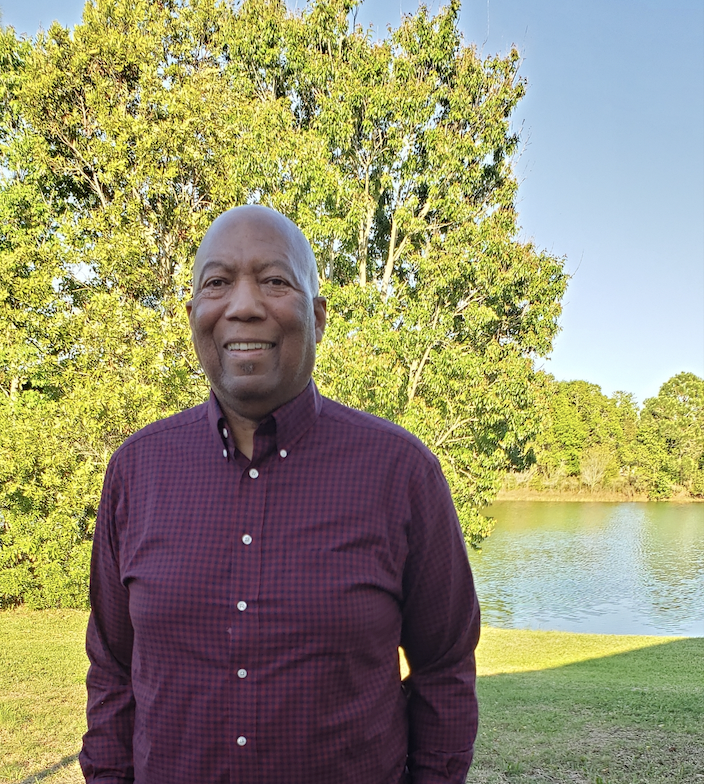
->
xmin=400 ymin=457 xmax=480 ymax=783
xmin=79 ymin=455 xmax=136 ymax=784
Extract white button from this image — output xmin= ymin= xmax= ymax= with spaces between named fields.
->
xmin=248 ymin=468 xmax=259 ymax=479
xmin=237 ymin=735 xmax=247 ymax=746
xmin=237 ymin=668 xmax=247 ymax=678
xmin=279 ymin=449 xmax=287 ymax=458
xmin=242 ymin=534 xmax=252 ymax=545
xmin=223 ymin=428 xmax=228 ymax=438
xmin=237 ymin=601 xmax=247 ymax=611
xmin=222 ymin=449 xmax=228 ymax=459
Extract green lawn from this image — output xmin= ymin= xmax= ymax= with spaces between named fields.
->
xmin=470 ymin=628 xmax=704 ymax=783
xmin=1 ymin=609 xmax=702 ymax=783
xmin=0 ymin=609 xmax=88 ymax=784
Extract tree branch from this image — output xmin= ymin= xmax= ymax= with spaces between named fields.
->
xmin=406 ymin=303 xmax=442 ymax=405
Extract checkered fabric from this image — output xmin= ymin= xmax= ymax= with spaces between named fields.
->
xmin=80 ymin=381 xmax=479 ymax=784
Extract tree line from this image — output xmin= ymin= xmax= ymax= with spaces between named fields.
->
xmin=2 ymin=0 xmax=562 ymax=608
xmin=506 ymin=372 xmax=704 ymax=499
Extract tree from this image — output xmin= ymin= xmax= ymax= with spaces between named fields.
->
xmin=580 ymin=445 xmax=612 ymax=491
xmin=526 ymin=378 xmax=635 ymax=486
xmin=0 ymin=0 xmax=566 ymax=606
xmin=636 ymin=373 xmax=704 ymax=498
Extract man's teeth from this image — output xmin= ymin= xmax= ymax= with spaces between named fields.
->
xmin=226 ymin=342 xmax=274 ymax=351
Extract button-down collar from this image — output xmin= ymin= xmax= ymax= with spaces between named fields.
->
xmin=209 ymin=379 xmax=323 ymax=462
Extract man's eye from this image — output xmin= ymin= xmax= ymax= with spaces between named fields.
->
xmin=204 ymin=279 xmax=225 ymax=288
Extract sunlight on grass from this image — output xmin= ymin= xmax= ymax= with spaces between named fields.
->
xmin=400 ymin=627 xmax=682 ymax=680
xmin=0 ymin=609 xmax=89 ymax=784
xmin=476 ymin=626 xmax=681 ymax=675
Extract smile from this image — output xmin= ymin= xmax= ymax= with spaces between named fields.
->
xmin=225 ymin=342 xmax=275 ymax=351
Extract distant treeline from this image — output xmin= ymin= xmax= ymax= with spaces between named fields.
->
xmin=505 ymin=372 xmax=704 ymax=499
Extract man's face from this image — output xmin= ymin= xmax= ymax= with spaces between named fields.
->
xmin=186 ymin=209 xmax=326 ymax=422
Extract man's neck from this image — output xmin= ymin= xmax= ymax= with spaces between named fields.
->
xmin=228 ymin=416 xmax=258 ymax=460
xmin=219 ymin=405 xmax=262 ymax=461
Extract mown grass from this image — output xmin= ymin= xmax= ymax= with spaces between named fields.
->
xmin=0 ymin=609 xmax=88 ymax=784
xmin=470 ymin=628 xmax=704 ymax=783
xmin=1 ymin=609 xmax=702 ymax=783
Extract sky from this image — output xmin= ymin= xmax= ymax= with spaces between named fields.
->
xmin=2 ymin=0 xmax=703 ymax=406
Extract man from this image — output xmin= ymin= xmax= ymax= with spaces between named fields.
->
xmin=80 ymin=205 xmax=480 ymax=784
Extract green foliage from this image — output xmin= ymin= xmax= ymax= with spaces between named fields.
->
xmin=636 ymin=373 xmax=704 ymax=499
xmin=0 ymin=0 xmax=566 ymax=606
xmin=510 ymin=372 xmax=704 ymax=499
xmin=523 ymin=376 xmax=637 ymax=491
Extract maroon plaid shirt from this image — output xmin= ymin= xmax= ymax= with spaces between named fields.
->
xmin=80 ymin=381 xmax=479 ymax=784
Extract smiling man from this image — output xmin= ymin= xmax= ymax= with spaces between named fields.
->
xmin=187 ymin=207 xmax=326 ymax=456
xmin=80 ymin=205 xmax=480 ymax=784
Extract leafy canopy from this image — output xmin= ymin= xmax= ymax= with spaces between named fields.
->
xmin=0 ymin=0 xmax=566 ymax=607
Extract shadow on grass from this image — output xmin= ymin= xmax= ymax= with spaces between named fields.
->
xmin=18 ymin=753 xmax=79 ymax=784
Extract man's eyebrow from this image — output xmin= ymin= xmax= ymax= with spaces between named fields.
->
xmin=194 ymin=259 xmax=228 ymax=288
xmin=195 ymin=258 xmax=298 ymax=288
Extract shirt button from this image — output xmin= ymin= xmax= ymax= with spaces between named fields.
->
xmin=237 ymin=736 xmax=247 ymax=746
xmin=248 ymin=468 xmax=259 ymax=479
xmin=279 ymin=449 xmax=287 ymax=458
xmin=237 ymin=601 xmax=247 ymax=611
xmin=223 ymin=428 xmax=228 ymax=438
xmin=242 ymin=534 xmax=252 ymax=545
xmin=237 ymin=668 xmax=247 ymax=679
xmin=222 ymin=449 xmax=228 ymax=459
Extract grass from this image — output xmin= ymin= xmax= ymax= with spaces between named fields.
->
xmin=0 ymin=609 xmax=88 ymax=784
xmin=1 ymin=610 xmax=702 ymax=784
xmin=495 ymin=487 xmax=704 ymax=504
xmin=469 ymin=629 xmax=704 ymax=783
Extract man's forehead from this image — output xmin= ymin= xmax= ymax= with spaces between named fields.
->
xmin=199 ymin=210 xmax=294 ymax=251
xmin=195 ymin=256 xmax=297 ymax=279
xmin=193 ymin=206 xmax=318 ymax=295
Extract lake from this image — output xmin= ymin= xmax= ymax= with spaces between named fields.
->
xmin=471 ymin=501 xmax=704 ymax=637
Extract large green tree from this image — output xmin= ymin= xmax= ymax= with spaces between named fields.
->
xmin=0 ymin=0 xmax=566 ymax=607
xmin=636 ymin=373 xmax=704 ymax=498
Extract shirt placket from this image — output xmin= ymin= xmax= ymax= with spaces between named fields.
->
xmin=229 ymin=457 xmax=267 ymax=782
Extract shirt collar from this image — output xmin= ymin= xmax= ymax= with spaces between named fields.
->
xmin=207 ymin=380 xmax=322 ymax=460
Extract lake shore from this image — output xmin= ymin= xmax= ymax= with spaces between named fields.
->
xmin=494 ymin=487 xmax=703 ymax=503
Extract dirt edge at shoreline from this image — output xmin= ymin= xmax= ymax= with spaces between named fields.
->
xmin=494 ymin=489 xmax=703 ymax=503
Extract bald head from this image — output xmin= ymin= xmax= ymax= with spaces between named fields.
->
xmin=186 ymin=203 xmax=327 ymax=427
xmin=194 ymin=205 xmax=319 ymax=297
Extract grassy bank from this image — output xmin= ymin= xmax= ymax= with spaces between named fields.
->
xmin=0 ymin=609 xmax=88 ymax=784
xmin=1 ymin=610 xmax=702 ymax=783
xmin=495 ymin=487 xmax=704 ymax=504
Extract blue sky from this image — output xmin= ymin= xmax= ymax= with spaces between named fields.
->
xmin=2 ymin=0 xmax=703 ymax=405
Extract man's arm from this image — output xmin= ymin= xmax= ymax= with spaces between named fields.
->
xmin=401 ymin=458 xmax=480 ymax=783
xmin=80 ymin=458 xmax=136 ymax=784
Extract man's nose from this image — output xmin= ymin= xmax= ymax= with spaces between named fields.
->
xmin=223 ymin=278 xmax=267 ymax=320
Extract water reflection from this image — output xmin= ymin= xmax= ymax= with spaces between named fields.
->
xmin=472 ymin=502 xmax=704 ymax=636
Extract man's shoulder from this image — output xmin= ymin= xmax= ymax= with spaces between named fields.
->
xmin=318 ymin=396 xmax=437 ymax=466
xmin=113 ymin=402 xmax=209 ymax=458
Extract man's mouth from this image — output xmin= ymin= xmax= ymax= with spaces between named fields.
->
xmin=225 ymin=342 xmax=275 ymax=351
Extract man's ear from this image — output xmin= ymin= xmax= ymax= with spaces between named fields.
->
xmin=314 ymin=297 xmax=327 ymax=343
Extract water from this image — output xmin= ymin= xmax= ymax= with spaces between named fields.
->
xmin=470 ymin=501 xmax=704 ymax=636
